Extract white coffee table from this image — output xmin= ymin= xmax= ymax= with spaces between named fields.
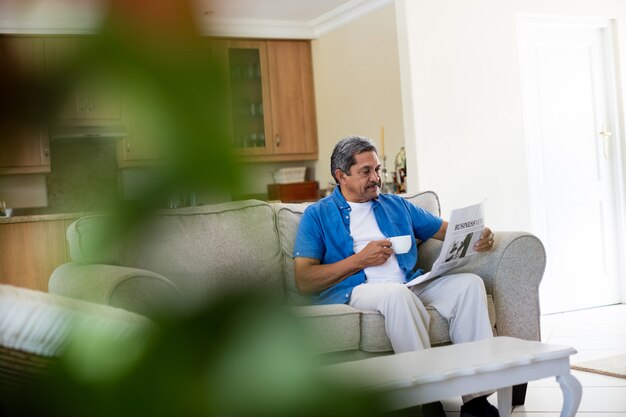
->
xmin=326 ymin=336 xmax=581 ymax=417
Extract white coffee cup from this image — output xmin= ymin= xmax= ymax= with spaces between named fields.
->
xmin=389 ymin=235 xmax=412 ymax=254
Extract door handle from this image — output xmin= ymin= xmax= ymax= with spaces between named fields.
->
xmin=598 ymin=123 xmax=613 ymax=159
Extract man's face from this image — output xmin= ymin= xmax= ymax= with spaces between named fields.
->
xmin=336 ymin=151 xmax=381 ymax=203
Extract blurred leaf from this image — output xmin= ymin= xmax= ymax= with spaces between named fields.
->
xmin=2 ymin=2 xmax=388 ymax=417
xmin=5 ymin=292 xmax=386 ymax=417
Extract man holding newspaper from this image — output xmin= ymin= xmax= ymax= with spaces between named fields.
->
xmin=294 ymin=136 xmax=498 ymax=417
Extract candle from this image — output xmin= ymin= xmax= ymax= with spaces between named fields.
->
xmin=380 ymin=126 xmax=385 ymax=157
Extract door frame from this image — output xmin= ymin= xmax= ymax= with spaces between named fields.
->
xmin=517 ymin=15 xmax=626 ymax=308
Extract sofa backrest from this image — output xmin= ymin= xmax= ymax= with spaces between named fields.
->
xmin=66 ymin=192 xmax=441 ymax=304
xmin=67 ymin=200 xmax=284 ymax=301
xmin=400 ymin=191 xmax=441 ymax=219
xmin=274 ymin=191 xmax=441 ymax=304
xmin=273 ymin=203 xmax=312 ymax=305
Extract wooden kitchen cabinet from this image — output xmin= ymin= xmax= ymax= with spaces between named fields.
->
xmin=116 ymin=104 xmax=165 ymax=168
xmin=0 ymin=127 xmax=51 ymax=174
xmin=44 ymin=37 xmax=124 ymax=124
xmin=119 ymin=38 xmax=320 ymax=167
xmin=0 ymin=37 xmax=51 ymax=174
xmin=220 ymin=39 xmax=318 ymax=162
xmin=267 ymin=40 xmax=318 ymax=159
xmin=221 ymin=39 xmax=273 ymax=156
xmin=116 ymin=138 xmax=163 ymax=168
xmin=0 ymin=219 xmax=71 ymax=292
xmin=44 ymin=36 xmax=156 ymax=168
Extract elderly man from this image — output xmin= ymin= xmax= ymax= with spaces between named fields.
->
xmin=293 ymin=136 xmax=498 ymax=417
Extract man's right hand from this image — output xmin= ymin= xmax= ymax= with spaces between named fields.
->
xmin=294 ymin=239 xmax=394 ymax=295
xmin=357 ymin=239 xmax=393 ymax=267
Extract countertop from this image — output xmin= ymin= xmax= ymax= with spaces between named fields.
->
xmin=0 ymin=212 xmax=91 ymax=224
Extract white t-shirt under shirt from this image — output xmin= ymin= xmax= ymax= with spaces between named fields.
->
xmin=347 ymin=201 xmax=405 ymax=284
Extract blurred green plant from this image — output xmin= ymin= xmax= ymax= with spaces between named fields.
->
xmin=60 ymin=2 xmax=239 ymax=208
xmin=4 ymin=292 xmax=387 ymax=417
xmin=2 ymin=0 xmax=241 ymax=206
xmin=16 ymin=0 xmax=248 ymax=248
xmin=1 ymin=2 xmax=392 ymax=417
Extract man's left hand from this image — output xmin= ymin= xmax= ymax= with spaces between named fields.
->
xmin=474 ymin=227 xmax=495 ymax=252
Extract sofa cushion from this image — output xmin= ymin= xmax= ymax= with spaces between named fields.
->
xmin=359 ymin=307 xmax=445 ymax=352
xmin=67 ymin=200 xmax=284 ymax=301
xmin=294 ymin=294 xmax=496 ymax=355
xmin=293 ymin=304 xmax=360 ymax=354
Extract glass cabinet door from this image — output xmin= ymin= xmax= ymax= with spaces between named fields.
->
xmin=225 ymin=41 xmax=272 ymax=154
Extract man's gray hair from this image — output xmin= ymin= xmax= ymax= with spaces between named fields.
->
xmin=330 ymin=135 xmax=378 ymax=183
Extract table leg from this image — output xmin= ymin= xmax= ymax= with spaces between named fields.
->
xmin=556 ymin=373 xmax=582 ymax=417
xmin=497 ymin=387 xmax=512 ymax=417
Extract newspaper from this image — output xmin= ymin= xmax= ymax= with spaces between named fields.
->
xmin=405 ymin=201 xmax=485 ymax=288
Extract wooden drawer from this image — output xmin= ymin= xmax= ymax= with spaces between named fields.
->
xmin=267 ymin=181 xmax=319 ymax=203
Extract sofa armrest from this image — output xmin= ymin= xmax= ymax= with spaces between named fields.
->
xmin=49 ymin=262 xmax=185 ymax=318
xmin=418 ymin=231 xmax=546 ymax=341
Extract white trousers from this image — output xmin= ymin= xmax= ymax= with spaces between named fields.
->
xmin=348 ymin=273 xmax=494 ymax=402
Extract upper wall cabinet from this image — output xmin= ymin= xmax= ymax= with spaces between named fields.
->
xmin=0 ymin=37 xmax=51 ymax=174
xmin=45 ymin=37 xmax=155 ymax=168
xmin=216 ymin=39 xmax=318 ymax=162
xmin=267 ymin=40 xmax=318 ymax=159
xmin=0 ymin=36 xmax=318 ymax=175
xmin=0 ymin=124 xmax=50 ymax=175
xmin=220 ymin=39 xmax=273 ymax=156
xmin=116 ymin=103 xmax=165 ymax=168
xmin=44 ymin=37 xmax=124 ymax=125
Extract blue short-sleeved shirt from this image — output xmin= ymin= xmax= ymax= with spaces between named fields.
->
xmin=293 ymin=186 xmax=443 ymax=305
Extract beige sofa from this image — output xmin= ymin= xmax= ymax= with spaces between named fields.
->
xmin=49 ymin=191 xmax=546 ymax=367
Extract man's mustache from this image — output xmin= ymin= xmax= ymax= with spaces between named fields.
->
xmin=367 ymin=181 xmax=381 ymax=188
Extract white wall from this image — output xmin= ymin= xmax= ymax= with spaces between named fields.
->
xmin=0 ymin=175 xmax=48 ymax=209
xmin=311 ymin=4 xmax=405 ymax=189
xmin=396 ymin=0 xmax=626 ymax=231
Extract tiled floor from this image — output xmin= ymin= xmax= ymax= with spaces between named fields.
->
xmin=440 ymin=303 xmax=626 ymax=416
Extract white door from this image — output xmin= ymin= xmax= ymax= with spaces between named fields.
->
xmin=518 ymin=17 xmax=625 ymax=314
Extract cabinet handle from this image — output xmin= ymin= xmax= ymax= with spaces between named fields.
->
xmin=275 ymin=134 xmax=281 ymax=147
xmin=126 ymin=140 xmax=131 ymax=152
xmin=43 ymin=143 xmax=49 ymax=157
